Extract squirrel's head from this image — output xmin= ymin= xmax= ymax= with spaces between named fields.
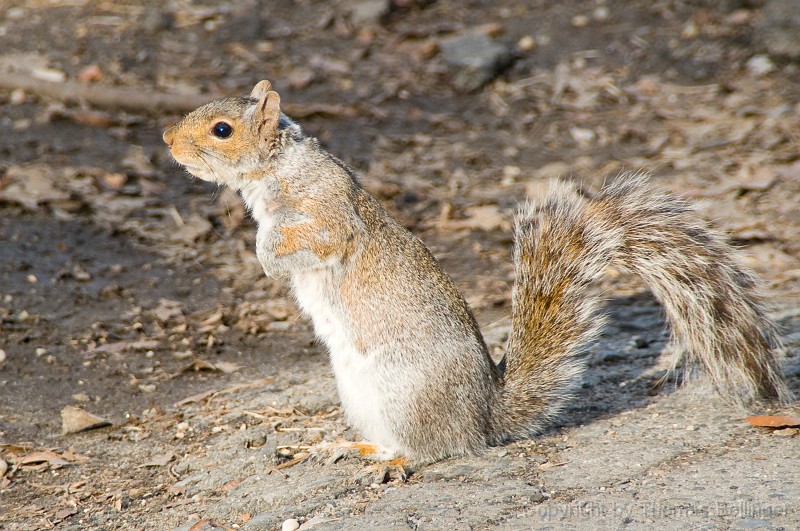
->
xmin=163 ymin=80 xmax=301 ymax=187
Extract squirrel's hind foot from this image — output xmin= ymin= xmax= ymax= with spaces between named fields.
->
xmin=352 ymin=458 xmax=410 ymax=484
xmin=309 ymin=440 xmax=410 ymax=483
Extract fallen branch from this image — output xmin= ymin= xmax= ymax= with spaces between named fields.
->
xmin=0 ymin=72 xmax=211 ymax=114
xmin=0 ymin=71 xmax=364 ymax=118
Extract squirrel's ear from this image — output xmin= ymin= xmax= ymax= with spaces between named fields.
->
xmin=250 ymin=80 xmax=273 ymax=100
xmin=254 ymin=86 xmax=282 ymax=140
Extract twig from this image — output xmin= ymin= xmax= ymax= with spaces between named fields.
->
xmin=0 ymin=71 xmax=365 ymax=118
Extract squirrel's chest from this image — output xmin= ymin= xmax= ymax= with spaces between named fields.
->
xmin=290 ymin=269 xmax=350 ymax=349
xmin=290 ymin=270 xmax=398 ymax=448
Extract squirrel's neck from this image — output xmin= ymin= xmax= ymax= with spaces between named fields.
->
xmin=237 ymin=138 xmax=316 ymax=220
xmin=239 ymin=178 xmax=280 ymax=222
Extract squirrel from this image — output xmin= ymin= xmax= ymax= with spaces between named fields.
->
xmin=163 ymin=80 xmax=793 ymax=466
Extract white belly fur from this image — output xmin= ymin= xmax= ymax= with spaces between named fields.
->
xmin=290 ymin=269 xmax=400 ymax=458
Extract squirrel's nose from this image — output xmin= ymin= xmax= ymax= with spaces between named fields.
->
xmin=163 ymin=127 xmax=175 ymax=147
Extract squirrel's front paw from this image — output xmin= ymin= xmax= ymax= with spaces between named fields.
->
xmin=310 ymin=439 xmax=391 ymax=464
xmin=256 ymin=227 xmax=328 ymax=277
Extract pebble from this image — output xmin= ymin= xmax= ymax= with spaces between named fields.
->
xmin=0 ymin=349 xmax=6 ymax=363
xmin=746 ymin=55 xmax=775 ymax=77
xmin=571 ymin=14 xmax=590 ymax=27
xmin=756 ymin=0 xmax=800 ymax=59
xmin=281 ymin=518 xmax=300 ymax=531
xmin=517 ymin=35 xmax=536 ymax=52
xmin=439 ymin=31 xmax=513 ymax=93
xmin=593 ymin=6 xmax=610 ymax=21
xmin=347 ymin=0 xmax=388 ymax=26
xmin=9 ymin=89 xmax=26 ymax=105
xmin=6 ymin=7 xmax=26 ymax=20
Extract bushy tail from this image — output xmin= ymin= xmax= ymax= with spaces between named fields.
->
xmin=491 ymin=173 xmax=793 ymax=442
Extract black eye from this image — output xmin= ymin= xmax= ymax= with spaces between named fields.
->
xmin=211 ymin=122 xmax=233 ymax=138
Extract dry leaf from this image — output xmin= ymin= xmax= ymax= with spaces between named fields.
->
xmin=92 ymin=339 xmax=160 ymax=355
xmin=138 ymin=452 xmax=176 ymax=468
xmin=182 ymin=359 xmax=240 ymax=374
xmin=18 ymin=450 xmax=69 ymax=467
xmin=746 ymin=415 xmax=800 ymax=428
xmin=167 ymin=484 xmax=188 ymax=496
xmin=170 ymin=214 xmax=214 ymax=243
xmin=53 ymin=507 xmax=78 ymax=521
xmin=0 ymin=443 xmax=33 ymax=454
xmin=152 ymin=298 xmax=185 ymax=322
xmin=0 ymin=164 xmax=69 ymax=210
xmin=61 ymin=406 xmax=112 ymax=435
xmin=121 ymin=145 xmax=156 ymax=176
xmin=538 ymin=460 xmax=570 ymax=471
xmin=76 ymin=64 xmax=102 ymax=82
xmin=264 ymin=299 xmax=294 ymax=321
xmin=213 ymin=361 xmax=241 ymax=374
xmin=175 ymin=389 xmax=216 ymax=406
xmin=100 ymin=172 xmax=127 ymax=189
xmin=183 ymin=359 xmax=217 ymax=372
xmin=60 ymin=448 xmax=89 ymax=462
xmin=440 ymin=204 xmax=510 ymax=232
xmin=221 ymin=478 xmax=243 ymax=491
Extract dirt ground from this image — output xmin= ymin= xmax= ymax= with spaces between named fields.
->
xmin=1 ymin=0 xmax=799 ymax=529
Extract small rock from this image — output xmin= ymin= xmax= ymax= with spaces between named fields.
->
xmin=593 ymin=6 xmax=610 ymax=21
xmin=634 ymin=336 xmax=651 ymax=349
xmin=529 ymin=490 xmax=546 ymax=503
xmin=346 ymin=0 xmax=388 ymax=26
xmin=76 ymin=64 xmax=103 ymax=83
xmin=6 ymin=7 xmax=26 ymax=20
xmin=756 ymin=0 xmax=800 ymax=59
xmin=71 ymin=392 xmax=91 ymax=403
xmin=420 ymin=461 xmax=480 ymax=481
xmin=140 ymin=9 xmax=173 ymax=34
xmin=138 ymin=383 xmax=157 ymax=394
xmin=281 ymin=518 xmax=300 ymax=531
xmin=72 ymin=265 xmax=92 ymax=281
xmin=517 ymin=35 xmax=536 ymax=52
xmin=746 ymin=55 xmax=775 ymax=76
xmin=0 ymin=349 xmax=6 ymax=363
xmin=9 ymin=89 xmax=26 ymax=105
xmin=571 ymin=14 xmax=590 ymax=27
xmin=773 ymin=427 xmax=798 ymax=437
xmin=439 ymin=32 xmax=514 ymax=93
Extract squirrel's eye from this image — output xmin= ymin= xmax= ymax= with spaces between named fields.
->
xmin=211 ymin=122 xmax=233 ymax=139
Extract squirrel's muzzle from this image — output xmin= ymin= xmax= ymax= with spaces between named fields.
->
xmin=163 ymin=127 xmax=175 ymax=147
